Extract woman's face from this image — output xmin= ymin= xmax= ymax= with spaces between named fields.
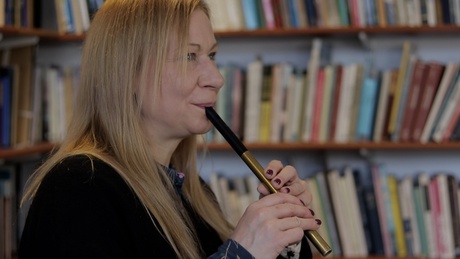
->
xmin=141 ymin=9 xmax=224 ymax=143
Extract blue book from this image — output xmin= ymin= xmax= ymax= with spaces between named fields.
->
xmin=65 ymin=0 xmax=75 ymax=33
xmin=1 ymin=68 xmax=13 ymax=148
xmin=304 ymin=0 xmax=317 ymax=27
xmin=241 ymin=0 xmax=260 ymax=30
xmin=364 ymin=0 xmax=377 ymax=26
xmin=356 ymin=73 xmax=379 ymax=141
xmin=287 ymin=0 xmax=299 ymax=28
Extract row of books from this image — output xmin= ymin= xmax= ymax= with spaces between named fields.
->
xmin=206 ymin=39 xmax=460 ymax=144
xmin=1 ymin=0 xmax=104 ymax=34
xmin=208 ymin=166 xmax=460 ymax=258
xmin=205 ymin=0 xmax=460 ymax=32
xmin=36 ymin=0 xmax=103 ymax=34
xmin=0 ymin=58 xmax=79 ymax=148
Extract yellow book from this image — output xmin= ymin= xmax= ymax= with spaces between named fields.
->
xmin=388 ymin=41 xmax=412 ymax=137
xmin=259 ymin=66 xmax=272 ymax=142
xmin=388 ymin=175 xmax=407 ymax=257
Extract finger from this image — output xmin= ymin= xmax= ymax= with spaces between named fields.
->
xmin=252 ymin=193 xmax=306 ymax=210
xmin=278 ymin=216 xmax=321 ymax=232
xmin=264 ymin=160 xmax=283 ymax=180
xmin=270 ymin=165 xmax=297 ymax=189
xmin=257 ymin=182 xmax=271 ymax=196
xmin=279 ymin=180 xmax=305 ymax=195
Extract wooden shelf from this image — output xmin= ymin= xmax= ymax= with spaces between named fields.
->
xmin=214 ymin=24 xmax=460 ymax=38
xmin=203 ymin=141 xmax=460 ymax=151
xmin=0 ymin=26 xmax=85 ymax=41
xmin=0 ymin=142 xmax=55 ymax=159
xmin=2 ymin=141 xmax=459 ymax=159
xmin=0 ymin=25 xmax=459 ymax=42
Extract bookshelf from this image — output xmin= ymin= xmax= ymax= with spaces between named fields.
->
xmin=2 ymin=0 xmax=460 ymax=258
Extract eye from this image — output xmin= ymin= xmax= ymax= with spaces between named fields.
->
xmin=208 ymin=52 xmax=217 ymax=61
xmin=187 ymin=53 xmax=197 ymax=61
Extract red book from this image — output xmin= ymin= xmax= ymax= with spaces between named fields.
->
xmin=311 ymin=68 xmax=325 ymax=142
xmin=400 ymin=60 xmax=427 ymax=142
xmin=329 ymin=65 xmax=343 ymax=141
xmin=410 ymin=62 xmax=445 ymax=141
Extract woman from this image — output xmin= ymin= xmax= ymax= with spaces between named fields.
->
xmin=19 ymin=0 xmax=320 ymax=258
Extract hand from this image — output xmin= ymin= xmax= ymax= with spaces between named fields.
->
xmin=230 ymin=193 xmax=319 ymax=258
xmin=258 ymin=160 xmax=312 ymax=208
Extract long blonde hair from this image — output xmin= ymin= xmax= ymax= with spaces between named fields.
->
xmin=22 ymin=0 xmax=233 ymax=257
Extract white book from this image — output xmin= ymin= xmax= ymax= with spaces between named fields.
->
xmin=413 ymin=0 xmax=422 ymax=25
xmin=432 ymin=75 xmax=460 ymax=142
xmin=327 ymin=169 xmax=353 ymax=256
xmin=420 ymin=63 xmax=459 ymax=143
xmin=302 ymin=39 xmax=322 ymax=142
xmin=334 ymin=64 xmax=358 ymax=143
xmin=205 ymin=0 xmax=229 ymax=31
xmin=77 ymin=0 xmax=91 ymax=31
xmin=425 ymin=0 xmax=437 ymax=26
xmin=270 ymin=63 xmax=292 ymax=143
xmin=318 ymin=65 xmax=334 ymax=143
xmin=356 ymin=0 xmax=367 ymax=27
xmin=453 ymin=0 xmax=460 ymax=25
xmin=70 ymin=0 xmax=84 ymax=34
xmin=225 ymin=0 xmax=245 ymax=30
xmin=343 ymin=167 xmax=368 ymax=256
xmin=396 ymin=0 xmax=408 ymax=25
xmin=436 ymin=174 xmax=456 ymax=258
xmin=244 ymin=60 xmax=263 ymax=143
xmin=284 ymin=69 xmax=304 ymax=142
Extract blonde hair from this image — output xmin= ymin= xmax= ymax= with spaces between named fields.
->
xmin=22 ymin=0 xmax=233 ymax=257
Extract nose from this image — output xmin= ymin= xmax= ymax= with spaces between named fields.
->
xmin=198 ymin=60 xmax=224 ymax=90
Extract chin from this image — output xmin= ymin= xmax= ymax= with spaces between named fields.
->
xmin=189 ymin=122 xmax=213 ymax=136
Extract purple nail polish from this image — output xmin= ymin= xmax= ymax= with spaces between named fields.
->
xmin=309 ymin=209 xmax=315 ymax=216
xmin=274 ymin=178 xmax=281 ymax=185
xmin=285 ymin=187 xmax=291 ymax=193
xmin=266 ymin=169 xmax=273 ymax=176
xmin=315 ymin=219 xmax=322 ymax=225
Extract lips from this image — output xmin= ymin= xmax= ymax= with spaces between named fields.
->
xmin=194 ymin=102 xmax=215 ymax=108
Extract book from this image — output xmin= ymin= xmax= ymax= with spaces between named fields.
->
xmin=431 ymin=70 xmax=460 ymax=142
xmin=410 ymin=62 xmax=445 ymax=141
xmin=387 ymin=41 xmax=412 ymax=139
xmin=372 ymin=69 xmax=392 ymax=142
xmin=314 ymin=171 xmax=342 ymax=256
xmin=243 ymin=59 xmax=263 ymax=143
xmin=447 ymin=175 xmax=460 ymax=256
xmin=399 ymin=59 xmax=427 ymax=142
xmin=356 ymin=69 xmax=379 ymax=141
xmin=420 ymin=62 xmax=460 ymax=143
xmin=302 ymin=38 xmax=322 ymax=142
xmin=388 ymin=175 xmax=407 ymax=257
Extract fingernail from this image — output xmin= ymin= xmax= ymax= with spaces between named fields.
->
xmin=266 ymin=169 xmax=273 ymax=176
xmin=300 ymin=200 xmax=306 ymax=206
xmin=284 ymin=187 xmax=291 ymax=193
xmin=274 ymin=178 xmax=281 ymax=185
xmin=315 ymin=219 xmax=322 ymax=225
xmin=309 ymin=209 xmax=315 ymax=216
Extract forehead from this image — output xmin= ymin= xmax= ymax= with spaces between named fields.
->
xmin=188 ymin=9 xmax=216 ymax=48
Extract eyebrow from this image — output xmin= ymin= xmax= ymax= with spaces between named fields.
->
xmin=188 ymin=42 xmax=219 ymax=51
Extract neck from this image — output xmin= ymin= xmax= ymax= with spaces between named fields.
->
xmin=150 ymin=138 xmax=181 ymax=166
